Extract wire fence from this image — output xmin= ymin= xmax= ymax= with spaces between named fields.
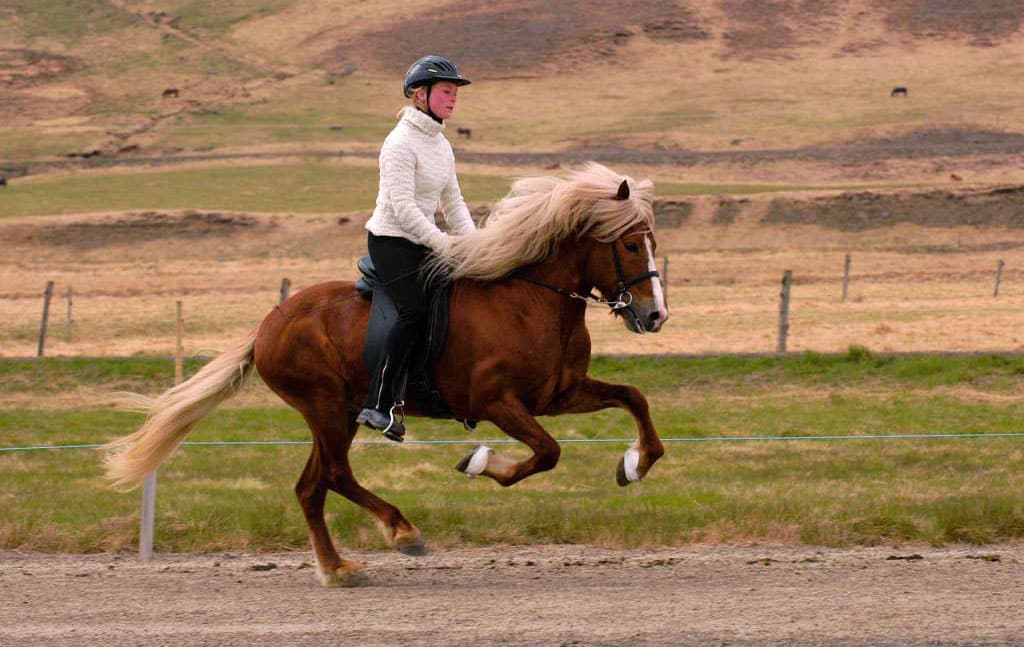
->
xmin=5 ymin=251 xmax=1021 ymax=359
xmin=6 ymin=432 xmax=1024 ymax=453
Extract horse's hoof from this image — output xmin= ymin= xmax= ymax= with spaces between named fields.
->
xmin=318 ymin=566 xmax=372 ymax=588
xmin=615 ymin=456 xmax=631 ymax=487
xmin=396 ymin=536 xmax=428 ymax=556
xmin=616 ymin=445 xmax=642 ymax=487
xmin=455 ymin=445 xmax=492 ymax=477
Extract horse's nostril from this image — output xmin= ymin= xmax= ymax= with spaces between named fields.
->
xmin=648 ymin=311 xmax=660 ymax=322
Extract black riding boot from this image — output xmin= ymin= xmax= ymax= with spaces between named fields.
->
xmin=358 ymin=233 xmax=431 ymax=441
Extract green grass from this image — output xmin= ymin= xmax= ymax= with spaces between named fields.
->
xmin=1 ymin=353 xmax=1023 ymax=552
xmin=5 ymin=0 xmax=137 ymax=43
xmin=153 ymin=103 xmax=395 ymax=149
xmin=0 ymin=162 xmax=907 ymax=218
xmin=155 ymin=0 xmax=296 ymax=36
xmin=0 ymin=163 xmax=514 ymax=217
xmin=0 ymin=129 xmax=96 ymax=161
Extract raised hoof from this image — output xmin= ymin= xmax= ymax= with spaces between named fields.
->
xmin=616 ymin=456 xmax=631 ymax=487
xmin=616 ymin=445 xmax=642 ymax=487
xmin=318 ymin=566 xmax=372 ymax=588
xmin=455 ymin=445 xmax=493 ymax=477
xmin=396 ymin=537 xmax=428 ymax=556
xmin=454 ymin=451 xmax=474 ymax=474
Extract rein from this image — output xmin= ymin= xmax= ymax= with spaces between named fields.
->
xmin=510 ymin=239 xmax=660 ymax=313
xmin=510 ymin=274 xmax=632 ymax=310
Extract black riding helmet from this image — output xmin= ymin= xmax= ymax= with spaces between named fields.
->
xmin=403 ymin=55 xmax=471 ymax=98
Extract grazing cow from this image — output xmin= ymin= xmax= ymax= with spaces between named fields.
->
xmin=162 ymin=88 xmax=179 ymax=99
xmin=456 ymin=127 xmax=472 ymax=139
xmin=891 ymin=86 xmax=908 ymax=97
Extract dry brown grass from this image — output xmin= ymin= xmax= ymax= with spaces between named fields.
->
xmin=3 ymin=189 xmax=1023 ymax=362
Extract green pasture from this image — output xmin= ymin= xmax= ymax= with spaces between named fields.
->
xmin=157 ymin=0 xmax=296 ymax=36
xmin=1 ymin=351 xmax=1023 ymax=553
xmin=0 ymin=162 xmax=892 ymax=218
xmin=0 ymin=163 xmax=512 ymax=218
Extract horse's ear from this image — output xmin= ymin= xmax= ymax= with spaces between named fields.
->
xmin=615 ymin=179 xmax=630 ymax=200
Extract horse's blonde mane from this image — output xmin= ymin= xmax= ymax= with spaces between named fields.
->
xmin=433 ymin=162 xmax=654 ymax=281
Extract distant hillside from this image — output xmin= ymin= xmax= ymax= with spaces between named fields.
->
xmin=3 ymin=0 xmax=1024 ymax=164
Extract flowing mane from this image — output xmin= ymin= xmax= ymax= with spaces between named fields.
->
xmin=433 ymin=162 xmax=655 ymax=281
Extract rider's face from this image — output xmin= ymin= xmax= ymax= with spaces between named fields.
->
xmin=427 ymin=82 xmax=459 ymax=120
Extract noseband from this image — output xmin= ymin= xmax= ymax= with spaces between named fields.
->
xmin=608 ymin=237 xmax=660 ymax=311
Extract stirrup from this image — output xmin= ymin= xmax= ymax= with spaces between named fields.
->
xmin=356 ymin=406 xmax=406 ymax=442
xmin=382 ymin=402 xmax=406 ymax=443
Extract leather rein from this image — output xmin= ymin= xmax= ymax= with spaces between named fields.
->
xmin=511 ymin=238 xmax=660 ymax=312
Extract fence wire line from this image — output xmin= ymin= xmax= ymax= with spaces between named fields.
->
xmin=4 ymin=432 xmax=1024 ymax=453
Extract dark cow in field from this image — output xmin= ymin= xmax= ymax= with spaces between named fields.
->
xmin=0 ymin=177 xmax=6 ymax=188
xmin=162 ymin=88 xmax=180 ymax=99
xmin=456 ymin=127 xmax=472 ymax=139
xmin=891 ymin=86 xmax=908 ymax=97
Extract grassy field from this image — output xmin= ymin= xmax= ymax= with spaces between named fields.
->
xmin=2 ymin=352 xmax=1022 ymax=553
xmin=0 ymin=162 xmax=512 ymax=218
xmin=0 ymin=160 xmax=882 ymax=219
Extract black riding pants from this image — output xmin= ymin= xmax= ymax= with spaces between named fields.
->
xmin=363 ymin=232 xmax=431 ymax=412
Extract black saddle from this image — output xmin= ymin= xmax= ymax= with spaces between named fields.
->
xmin=356 ymin=256 xmax=455 ymax=419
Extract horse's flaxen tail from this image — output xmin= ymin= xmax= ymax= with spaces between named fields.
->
xmin=103 ymin=330 xmax=258 ymax=488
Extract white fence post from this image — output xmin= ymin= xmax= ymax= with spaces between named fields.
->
xmin=139 ymin=473 xmax=157 ymax=563
xmin=140 ymin=301 xmax=184 ymax=563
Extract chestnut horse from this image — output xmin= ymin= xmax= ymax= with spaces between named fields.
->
xmin=105 ymin=163 xmax=669 ymax=586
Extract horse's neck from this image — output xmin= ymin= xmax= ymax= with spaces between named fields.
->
xmin=516 ymin=240 xmax=593 ymax=297
xmin=506 ymin=240 xmax=592 ymax=336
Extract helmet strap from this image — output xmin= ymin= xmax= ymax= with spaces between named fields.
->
xmin=423 ymin=84 xmax=443 ymax=124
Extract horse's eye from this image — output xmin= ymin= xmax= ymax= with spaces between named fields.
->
xmin=624 ymin=242 xmax=640 ymax=254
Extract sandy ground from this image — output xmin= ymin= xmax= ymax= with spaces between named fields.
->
xmin=2 ymin=544 xmax=1022 ymax=646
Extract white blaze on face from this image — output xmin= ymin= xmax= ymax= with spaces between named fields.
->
xmin=644 ymin=235 xmax=669 ymax=328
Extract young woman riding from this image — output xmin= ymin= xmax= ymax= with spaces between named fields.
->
xmin=356 ymin=55 xmax=476 ymax=441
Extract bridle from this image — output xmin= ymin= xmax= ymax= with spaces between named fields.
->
xmin=511 ymin=237 xmax=660 ymax=322
xmin=609 ymin=235 xmax=660 ymax=310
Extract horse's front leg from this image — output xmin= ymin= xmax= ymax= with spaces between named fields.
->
xmin=549 ymin=376 xmax=665 ymax=486
xmin=455 ymin=395 xmax=560 ymax=487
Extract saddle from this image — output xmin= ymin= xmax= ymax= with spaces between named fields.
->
xmin=355 ymin=256 xmax=455 ymax=419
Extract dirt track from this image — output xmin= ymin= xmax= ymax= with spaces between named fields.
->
xmin=3 ymin=544 xmax=1022 ymax=646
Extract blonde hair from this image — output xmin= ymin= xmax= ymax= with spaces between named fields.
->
xmin=429 ymin=163 xmax=654 ymax=281
xmin=395 ymin=86 xmax=429 ymax=118
xmin=411 ymin=86 xmax=429 ymax=111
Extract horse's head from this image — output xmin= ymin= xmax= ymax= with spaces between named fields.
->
xmin=585 ymin=181 xmax=670 ymax=334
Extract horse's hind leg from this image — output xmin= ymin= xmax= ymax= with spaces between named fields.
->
xmin=325 ymin=413 xmax=427 ymax=556
xmin=295 ymin=447 xmax=370 ymax=587
xmin=297 ymin=399 xmax=426 ymax=580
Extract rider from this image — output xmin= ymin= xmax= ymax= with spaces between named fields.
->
xmin=356 ymin=55 xmax=476 ymax=441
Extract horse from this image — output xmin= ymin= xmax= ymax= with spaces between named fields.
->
xmin=890 ymin=86 xmax=908 ymax=97
xmin=104 ymin=162 xmax=669 ymax=587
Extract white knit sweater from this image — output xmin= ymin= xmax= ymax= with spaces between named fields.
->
xmin=365 ymin=107 xmax=476 ymax=251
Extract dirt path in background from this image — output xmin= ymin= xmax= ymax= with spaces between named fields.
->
xmin=3 ymin=544 xmax=1022 ymax=646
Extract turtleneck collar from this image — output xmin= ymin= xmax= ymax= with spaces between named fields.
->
xmin=400 ymin=106 xmax=445 ymax=136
